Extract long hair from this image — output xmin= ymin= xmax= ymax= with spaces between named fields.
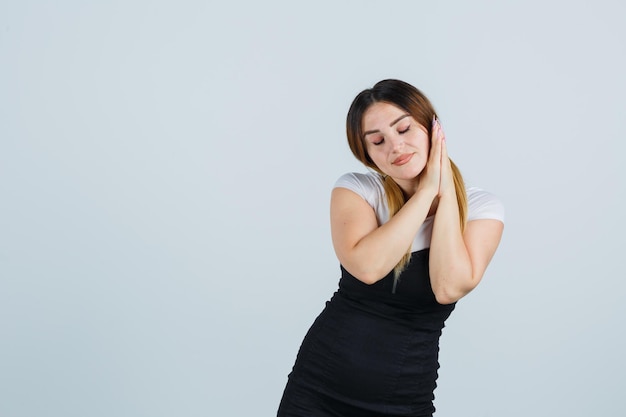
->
xmin=346 ymin=79 xmax=467 ymax=277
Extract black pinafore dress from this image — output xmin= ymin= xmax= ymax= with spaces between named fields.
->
xmin=277 ymin=248 xmax=455 ymax=417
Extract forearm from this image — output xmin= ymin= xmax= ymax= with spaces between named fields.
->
xmin=346 ymin=187 xmax=437 ymax=283
xmin=429 ymin=193 xmax=474 ymax=304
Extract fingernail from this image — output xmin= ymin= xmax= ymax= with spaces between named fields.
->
xmin=432 ymin=115 xmax=436 ymax=127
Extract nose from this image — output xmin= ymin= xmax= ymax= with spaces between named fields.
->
xmin=388 ymin=133 xmax=405 ymax=152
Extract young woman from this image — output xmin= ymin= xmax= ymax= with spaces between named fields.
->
xmin=277 ymin=79 xmax=504 ymax=417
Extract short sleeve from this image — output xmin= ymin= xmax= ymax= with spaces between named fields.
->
xmin=333 ymin=172 xmax=389 ymax=225
xmin=466 ymin=187 xmax=505 ymax=223
xmin=333 ymin=172 xmax=384 ymax=207
xmin=334 ymin=172 xmax=371 ymax=199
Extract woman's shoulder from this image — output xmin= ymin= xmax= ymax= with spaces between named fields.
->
xmin=334 ymin=171 xmax=384 ymax=198
xmin=466 ymin=186 xmax=505 ymax=223
xmin=333 ymin=172 xmax=388 ymax=222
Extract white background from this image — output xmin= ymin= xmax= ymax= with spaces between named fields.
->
xmin=1 ymin=1 xmax=625 ymax=416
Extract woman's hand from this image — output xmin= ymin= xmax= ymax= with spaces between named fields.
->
xmin=417 ymin=116 xmax=444 ymax=196
xmin=436 ymin=120 xmax=456 ymax=198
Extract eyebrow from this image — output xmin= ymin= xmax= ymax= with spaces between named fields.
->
xmin=363 ymin=114 xmax=410 ymax=137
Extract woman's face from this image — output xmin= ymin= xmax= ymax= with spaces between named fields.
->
xmin=362 ymin=102 xmax=430 ymax=188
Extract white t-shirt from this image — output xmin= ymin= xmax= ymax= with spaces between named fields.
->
xmin=334 ymin=172 xmax=505 ymax=252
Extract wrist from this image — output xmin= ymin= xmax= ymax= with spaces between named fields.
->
xmin=415 ymin=184 xmax=438 ymax=201
xmin=438 ymin=187 xmax=457 ymax=200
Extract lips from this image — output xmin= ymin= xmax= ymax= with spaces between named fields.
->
xmin=392 ymin=153 xmax=414 ymax=166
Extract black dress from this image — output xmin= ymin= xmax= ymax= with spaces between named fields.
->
xmin=277 ymin=248 xmax=455 ymax=417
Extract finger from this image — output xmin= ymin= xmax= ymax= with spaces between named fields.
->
xmin=430 ymin=115 xmax=438 ymax=147
xmin=440 ymin=142 xmax=449 ymax=193
xmin=437 ymin=119 xmax=446 ymax=141
xmin=440 ymin=130 xmax=447 ymax=161
xmin=438 ymin=128 xmax=444 ymax=194
xmin=435 ymin=119 xmax=444 ymax=163
xmin=425 ymin=117 xmax=443 ymax=188
xmin=430 ymin=118 xmax=442 ymax=160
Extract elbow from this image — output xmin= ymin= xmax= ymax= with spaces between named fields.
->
xmin=356 ymin=270 xmax=386 ymax=285
xmin=344 ymin=263 xmax=390 ymax=285
xmin=432 ymin=277 xmax=477 ymax=305
xmin=433 ymin=289 xmax=462 ymax=305
xmin=431 ymin=264 xmax=480 ymax=304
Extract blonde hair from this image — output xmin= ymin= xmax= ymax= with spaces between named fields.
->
xmin=346 ymin=79 xmax=468 ymax=277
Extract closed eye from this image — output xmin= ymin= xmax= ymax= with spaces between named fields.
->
xmin=399 ymin=126 xmax=410 ymax=134
xmin=372 ymin=138 xmax=384 ymax=146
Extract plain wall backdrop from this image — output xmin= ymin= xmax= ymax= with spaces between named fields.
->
xmin=1 ymin=1 xmax=625 ymax=416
